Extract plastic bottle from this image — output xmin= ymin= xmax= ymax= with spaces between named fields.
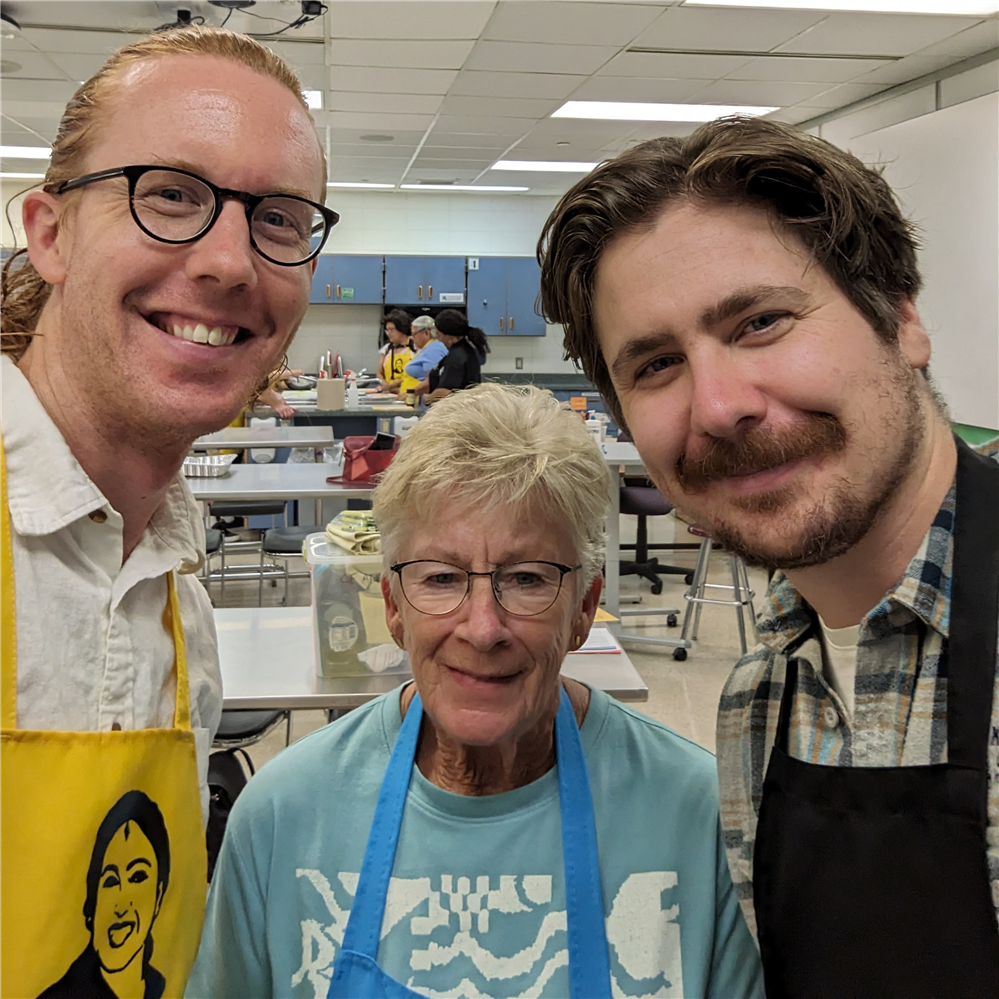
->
xmin=346 ymin=376 xmax=359 ymax=409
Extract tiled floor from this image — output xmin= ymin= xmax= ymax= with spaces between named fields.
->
xmin=208 ymin=519 xmax=766 ymax=771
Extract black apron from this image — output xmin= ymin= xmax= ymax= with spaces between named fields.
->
xmin=753 ymin=438 xmax=999 ymax=999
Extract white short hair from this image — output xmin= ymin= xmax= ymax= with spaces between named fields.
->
xmin=373 ymin=384 xmax=610 ymax=586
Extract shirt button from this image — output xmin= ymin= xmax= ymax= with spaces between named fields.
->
xmin=88 ymin=509 xmax=108 ymax=524
xmin=823 ymin=706 xmax=840 ymax=729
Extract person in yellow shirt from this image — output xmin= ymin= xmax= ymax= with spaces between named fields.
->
xmin=378 ymin=310 xmax=415 ymax=392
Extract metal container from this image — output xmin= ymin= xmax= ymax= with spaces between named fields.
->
xmin=182 ymin=453 xmax=237 ymax=477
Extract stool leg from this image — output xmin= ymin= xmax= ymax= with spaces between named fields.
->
xmin=258 ymin=543 xmax=265 ymax=607
xmin=739 ymin=558 xmax=759 ymax=645
xmin=679 ymin=537 xmax=710 ymax=643
xmin=219 ymin=539 xmax=226 ymax=608
xmin=691 ymin=538 xmax=712 ymax=642
xmin=730 ymin=554 xmax=748 ymax=656
xmin=283 ymin=556 xmax=290 ymax=606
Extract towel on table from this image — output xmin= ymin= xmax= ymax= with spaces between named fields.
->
xmin=325 ymin=511 xmax=381 ymax=555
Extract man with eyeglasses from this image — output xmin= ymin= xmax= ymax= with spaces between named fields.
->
xmin=0 ymin=28 xmax=330 ymax=996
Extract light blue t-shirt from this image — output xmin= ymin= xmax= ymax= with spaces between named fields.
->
xmin=187 ymin=687 xmax=762 ymax=999
xmin=405 ymin=339 xmax=448 ymax=380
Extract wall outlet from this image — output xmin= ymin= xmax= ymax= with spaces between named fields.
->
xmin=515 ymin=357 xmax=524 ymax=369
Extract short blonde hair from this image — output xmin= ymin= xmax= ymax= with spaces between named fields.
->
xmin=2 ymin=26 xmax=324 ymax=357
xmin=373 ymin=384 xmax=611 ymax=587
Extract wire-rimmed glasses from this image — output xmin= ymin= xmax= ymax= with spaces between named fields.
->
xmin=54 ymin=164 xmax=338 ymax=266
xmin=391 ymin=560 xmax=580 ymax=618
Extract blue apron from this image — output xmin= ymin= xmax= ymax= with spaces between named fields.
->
xmin=327 ymin=687 xmax=613 ymax=999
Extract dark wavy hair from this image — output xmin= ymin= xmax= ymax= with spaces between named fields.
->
xmin=435 ymin=308 xmax=490 ymax=357
xmin=537 ymin=116 xmax=921 ymax=427
xmin=383 ymin=309 xmax=413 ymax=339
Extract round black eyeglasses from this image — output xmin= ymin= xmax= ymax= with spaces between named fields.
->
xmin=390 ymin=560 xmax=581 ymax=618
xmin=55 ymin=164 xmax=339 ymax=267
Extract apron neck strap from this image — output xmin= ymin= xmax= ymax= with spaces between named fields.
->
xmin=165 ymin=571 xmax=192 ymax=732
xmin=945 ymin=436 xmax=998 ymax=772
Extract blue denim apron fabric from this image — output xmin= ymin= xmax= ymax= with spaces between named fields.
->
xmin=327 ymin=687 xmax=613 ymax=999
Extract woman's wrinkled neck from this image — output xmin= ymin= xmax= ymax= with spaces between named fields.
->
xmin=401 ymin=679 xmax=590 ymax=796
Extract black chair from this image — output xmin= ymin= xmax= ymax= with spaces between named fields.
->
xmin=206 ymin=501 xmax=287 ymax=606
xmin=258 ymin=525 xmax=315 ymax=605
xmin=619 ymin=480 xmax=696 ymax=596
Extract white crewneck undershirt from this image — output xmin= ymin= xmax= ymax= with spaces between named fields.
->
xmin=817 ymin=615 xmax=861 ymax=722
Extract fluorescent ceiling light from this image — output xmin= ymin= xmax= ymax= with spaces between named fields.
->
xmin=682 ymin=0 xmax=998 ymax=12
xmin=302 ymin=90 xmax=322 ymax=110
xmin=400 ymin=184 xmax=529 ymax=192
xmin=1 ymin=172 xmax=45 ymax=179
xmin=327 ymin=181 xmax=396 ymax=189
xmin=0 ymin=146 xmax=51 ymax=159
xmin=492 ymin=160 xmax=599 ymax=172
xmin=552 ymin=101 xmax=777 ymax=122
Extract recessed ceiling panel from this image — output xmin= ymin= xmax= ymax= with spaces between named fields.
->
xmin=483 ymin=2 xmax=661 ymax=47
xmin=466 ymin=41 xmax=620 ymax=76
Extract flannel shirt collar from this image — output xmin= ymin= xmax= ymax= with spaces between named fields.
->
xmin=756 ymin=482 xmax=956 ymax=654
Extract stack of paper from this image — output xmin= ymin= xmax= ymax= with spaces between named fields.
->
xmin=569 ymin=627 xmax=622 ymax=655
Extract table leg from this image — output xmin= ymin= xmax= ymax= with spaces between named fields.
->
xmin=605 ymin=467 xmax=621 ymax=618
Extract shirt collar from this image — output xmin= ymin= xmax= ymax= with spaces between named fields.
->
xmin=756 ymin=483 xmax=956 ymax=652
xmin=1 ymin=355 xmax=204 ymax=570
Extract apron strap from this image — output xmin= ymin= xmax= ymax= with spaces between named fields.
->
xmin=774 ymin=658 xmax=799 ymax=754
xmin=1 ymin=436 xmax=18 ymax=730
xmin=340 ymin=688 xmax=423 ymax=959
xmin=555 ymin=686 xmax=613 ymax=999
xmin=946 ymin=437 xmax=999 ymax=773
xmin=165 ymin=571 xmax=193 ymax=732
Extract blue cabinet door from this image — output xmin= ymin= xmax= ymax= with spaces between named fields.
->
xmin=505 ymin=256 xmax=545 ymax=337
xmin=310 ymin=256 xmax=334 ymax=303
xmin=424 ymin=256 xmax=466 ymax=305
xmin=384 ymin=256 xmax=427 ymax=305
xmin=467 ymin=258 xmax=508 ymax=336
xmin=331 ymin=255 xmax=383 ymax=304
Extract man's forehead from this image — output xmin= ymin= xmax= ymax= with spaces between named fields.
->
xmin=93 ymin=54 xmax=323 ymax=195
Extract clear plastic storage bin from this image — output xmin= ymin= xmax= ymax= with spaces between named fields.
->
xmin=303 ymin=533 xmax=409 ymax=678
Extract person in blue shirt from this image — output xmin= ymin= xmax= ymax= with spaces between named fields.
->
xmin=187 ymin=384 xmax=763 ymax=999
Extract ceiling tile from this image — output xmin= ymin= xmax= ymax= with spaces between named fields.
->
xmin=854 ymin=54 xmax=961 ymax=87
xmin=775 ymin=13 xmax=983 ymax=59
xmin=424 ymin=134 xmax=516 ymax=150
xmin=515 ymin=118 xmax=638 ymax=151
xmin=18 ymin=27 xmax=128 ymax=56
xmin=46 ymin=52 xmax=108 ymax=81
xmin=439 ymin=95 xmax=559 ymax=119
xmin=466 ymin=41 xmax=619 ymax=76
xmin=329 ymin=39 xmax=475 ymax=70
xmin=329 ymin=66 xmax=457 ymax=96
xmin=3 ymin=100 xmax=74 ymax=120
xmin=631 ymin=6 xmax=827 ymax=53
xmin=328 ymin=128 xmax=427 ymax=146
xmin=269 ymin=40 xmax=328 ymax=67
xmin=328 ymin=1 xmax=495 ymax=40
xmin=0 ymin=52 xmax=75 ymax=83
xmin=448 ymin=70 xmax=587 ymax=100
xmin=327 ymin=111 xmax=435 ymax=131
xmin=687 ymin=79 xmax=830 ymax=107
xmin=328 ymin=92 xmax=444 ymax=115
xmin=483 ymin=2 xmax=661 ymax=47
xmin=799 ymin=81 xmax=898 ymax=110
xmin=569 ymin=75 xmax=707 ymax=103
xmin=433 ymin=114 xmax=537 ymax=136
xmin=599 ymin=51 xmax=753 ymax=80
xmin=725 ymin=56 xmax=892 ymax=84
xmin=910 ymin=18 xmax=999 ymax=60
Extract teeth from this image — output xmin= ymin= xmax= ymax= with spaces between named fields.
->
xmin=168 ymin=321 xmax=237 ymax=347
xmin=208 ymin=326 xmax=223 ymax=346
xmin=193 ymin=323 xmax=210 ymax=344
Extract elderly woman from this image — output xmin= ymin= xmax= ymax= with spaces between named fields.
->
xmin=398 ymin=315 xmax=446 ymax=402
xmin=187 ymin=385 xmax=762 ymax=999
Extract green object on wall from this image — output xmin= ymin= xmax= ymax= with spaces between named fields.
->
xmin=341 ymin=287 xmax=354 ymax=300
xmin=952 ymin=422 xmax=999 ymax=446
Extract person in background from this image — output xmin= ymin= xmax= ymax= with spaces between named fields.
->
xmin=537 ymin=116 xmax=999 ymax=996
xmin=398 ymin=314 xmax=446 ymax=402
xmin=424 ymin=308 xmax=488 ymax=404
xmin=0 ymin=26 xmax=330 ymax=997
xmin=378 ymin=309 xmax=415 ymax=393
xmin=257 ymin=366 xmax=305 ymax=419
xmin=186 ymin=384 xmax=763 ymax=999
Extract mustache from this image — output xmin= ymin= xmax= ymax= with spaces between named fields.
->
xmin=676 ymin=414 xmax=847 ymax=491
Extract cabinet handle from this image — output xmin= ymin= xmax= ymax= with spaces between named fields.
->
xmin=499 ymin=317 xmax=505 ymax=331
xmin=326 ymin=284 xmax=331 ymax=298
xmin=508 ymin=316 xmax=514 ymax=331
xmin=418 ymin=285 xmax=423 ymax=299
xmin=428 ymin=285 xmax=433 ymax=299
xmin=336 ymin=284 xmax=341 ymax=298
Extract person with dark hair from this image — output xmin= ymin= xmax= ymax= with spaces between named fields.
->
xmin=424 ymin=309 xmax=487 ymax=404
xmin=378 ymin=309 xmax=415 ymax=392
xmin=40 ymin=791 xmax=171 ymax=999
xmin=538 ymin=115 xmax=999 ymax=996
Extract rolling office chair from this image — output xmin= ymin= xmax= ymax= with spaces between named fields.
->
xmin=618 ymin=479 xmax=695 ymax=598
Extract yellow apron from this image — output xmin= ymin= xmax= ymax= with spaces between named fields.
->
xmin=0 ymin=441 xmax=207 ymax=999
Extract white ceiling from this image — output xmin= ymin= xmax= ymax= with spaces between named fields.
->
xmin=1 ymin=0 xmax=996 ymax=196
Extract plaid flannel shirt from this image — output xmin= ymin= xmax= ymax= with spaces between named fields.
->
xmin=716 ymin=439 xmax=999 ymax=941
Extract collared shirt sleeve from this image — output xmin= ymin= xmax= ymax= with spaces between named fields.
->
xmin=405 ymin=340 xmax=447 ymax=380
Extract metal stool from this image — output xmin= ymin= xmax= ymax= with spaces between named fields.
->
xmin=674 ymin=526 xmax=757 ymax=661
xmin=207 ymin=501 xmax=287 ymax=606
xmin=258 ymin=526 xmax=314 ymax=606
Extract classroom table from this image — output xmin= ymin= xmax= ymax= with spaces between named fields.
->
xmin=216 ymin=607 xmax=649 ymax=710
xmin=190 ymin=425 xmax=335 ymax=450
xmin=187 ymin=461 xmax=373 ymax=524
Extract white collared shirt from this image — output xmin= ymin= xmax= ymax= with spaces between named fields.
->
xmin=1 ymin=355 xmax=222 ymax=822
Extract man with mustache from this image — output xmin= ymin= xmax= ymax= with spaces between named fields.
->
xmin=538 ymin=117 xmax=998 ymax=997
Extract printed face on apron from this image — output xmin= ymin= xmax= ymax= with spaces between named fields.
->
xmin=1 ymin=439 xmax=207 ymax=999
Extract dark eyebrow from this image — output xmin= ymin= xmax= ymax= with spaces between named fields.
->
xmin=150 ymin=157 xmax=315 ymax=200
xmin=126 ymin=857 xmax=152 ymax=871
xmin=100 ymin=863 xmax=120 ymax=878
xmin=609 ymin=331 xmax=682 ymax=382
xmin=699 ymin=285 xmax=809 ymax=330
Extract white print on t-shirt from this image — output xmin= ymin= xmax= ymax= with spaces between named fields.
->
xmin=290 ymin=869 xmax=683 ymax=998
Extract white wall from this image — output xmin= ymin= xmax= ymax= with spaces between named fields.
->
xmin=819 ymin=86 xmax=998 ymax=429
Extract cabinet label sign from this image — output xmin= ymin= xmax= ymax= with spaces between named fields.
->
xmin=340 ymin=287 xmax=354 ymax=300
xmin=439 ymin=292 xmax=464 ymax=304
